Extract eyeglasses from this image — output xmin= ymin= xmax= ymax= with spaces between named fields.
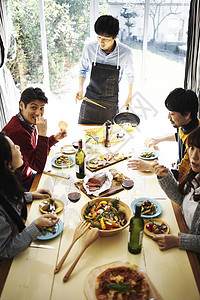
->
xmin=96 ymin=35 xmax=113 ymax=42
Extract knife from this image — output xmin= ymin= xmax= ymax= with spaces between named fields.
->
xmin=30 ymin=244 xmax=55 ymax=249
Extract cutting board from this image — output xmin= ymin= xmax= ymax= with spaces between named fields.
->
xmin=75 ymin=180 xmax=124 ymax=199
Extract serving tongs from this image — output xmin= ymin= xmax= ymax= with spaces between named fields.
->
xmin=63 ymin=227 xmax=99 ymax=282
xmin=54 ymin=220 xmax=91 ymax=274
xmin=82 ymin=97 xmax=106 ymax=109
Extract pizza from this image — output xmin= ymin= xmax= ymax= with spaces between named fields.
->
xmin=95 ymin=266 xmax=149 ymax=300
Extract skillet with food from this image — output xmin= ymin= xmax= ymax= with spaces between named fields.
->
xmin=113 ymin=104 xmax=140 ymax=128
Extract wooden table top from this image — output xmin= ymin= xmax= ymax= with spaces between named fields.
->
xmin=1 ymin=123 xmax=200 ymax=299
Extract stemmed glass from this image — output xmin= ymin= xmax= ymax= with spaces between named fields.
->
xmin=133 ymin=174 xmax=146 ymax=198
xmin=64 ymin=180 xmax=81 ymax=228
xmin=122 ymin=157 xmax=134 ymax=204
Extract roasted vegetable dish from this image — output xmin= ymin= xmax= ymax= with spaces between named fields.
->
xmin=55 ymin=155 xmax=72 ymax=166
xmin=140 ymin=151 xmax=155 ymax=158
xmin=83 ymin=199 xmax=127 ymax=230
xmin=141 ymin=200 xmax=157 ymax=215
xmin=146 ymin=220 xmax=168 ymax=234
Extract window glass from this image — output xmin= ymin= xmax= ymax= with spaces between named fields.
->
xmin=5 ymin=0 xmax=191 ymax=135
xmin=104 ymin=0 xmax=190 ymax=137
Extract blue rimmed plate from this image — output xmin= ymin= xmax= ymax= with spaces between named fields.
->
xmin=37 ymin=219 xmax=64 ymax=240
xmin=51 ymin=155 xmax=75 ymax=168
xmin=138 ymin=148 xmax=158 ymax=160
xmin=131 ymin=197 xmax=162 ymax=218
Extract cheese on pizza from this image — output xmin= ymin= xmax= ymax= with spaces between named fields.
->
xmin=95 ymin=266 xmax=149 ymax=300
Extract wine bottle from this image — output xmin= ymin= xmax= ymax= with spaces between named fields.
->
xmin=128 ymin=203 xmax=144 ymax=254
xmin=75 ymin=139 xmax=85 ymax=179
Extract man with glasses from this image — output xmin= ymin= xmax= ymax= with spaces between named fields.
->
xmin=75 ymin=15 xmax=134 ymax=124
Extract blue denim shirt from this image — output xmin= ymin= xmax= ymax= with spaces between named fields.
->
xmin=79 ymin=40 xmax=134 ymax=83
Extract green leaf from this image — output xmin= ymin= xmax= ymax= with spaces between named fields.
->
xmin=111 ymin=198 xmax=119 ymax=209
xmin=106 ymin=281 xmax=133 ymax=293
xmin=85 ymin=134 xmax=100 ymax=144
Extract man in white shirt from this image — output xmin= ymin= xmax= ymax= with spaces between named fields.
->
xmin=75 ymin=15 xmax=134 ymax=124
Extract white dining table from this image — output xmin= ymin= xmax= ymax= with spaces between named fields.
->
xmin=1 ymin=124 xmax=200 ymax=300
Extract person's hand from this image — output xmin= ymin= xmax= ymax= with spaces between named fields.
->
xmin=34 ymin=213 xmax=59 ymax=229
xmin=152 ymin=161 xmax=168 ymax=177
xmin=127 ymin=159 xmax=153 ymax=172
xmin=54 ymin=130 xmax=67 ymax=141
xmin=75 ymin=91 xmax=83 ymax=104
xmin=32 ymin=188 xmax=52 ymax=200
xmin=152 ymin=234 xmax=180 ymax=251
xmin=144 ymin=137 xmax=159 ymax=148
xmin=36 ymin=115 xmax=47 ymax=137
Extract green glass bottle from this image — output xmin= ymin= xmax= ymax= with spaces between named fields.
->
xmin=75 ymin=139 xmax=85 ymax=179
xmin=128 ymin=203 xmax=144 ymax=254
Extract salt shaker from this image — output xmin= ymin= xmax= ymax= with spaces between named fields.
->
xmin=105 ymin=120 xmax=112 ymax=148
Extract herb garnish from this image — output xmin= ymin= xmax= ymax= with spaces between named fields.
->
xmin=106 ymin=281 xmax=133 ymax=292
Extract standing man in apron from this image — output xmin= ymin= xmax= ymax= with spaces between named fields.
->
xmin=75 ymin=15 xmax=134 ymax=124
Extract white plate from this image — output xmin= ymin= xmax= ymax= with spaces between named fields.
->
xmin=138 ymin=148 xmax=158 ymax=160
xmin=51 ymin=155 xmax=75 ymax=168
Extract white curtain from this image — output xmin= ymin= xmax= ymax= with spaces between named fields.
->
xmin=184 ymin=0 xmax=200 ymax=100
xmin=0 ymin=0 xmax=19 ymax=130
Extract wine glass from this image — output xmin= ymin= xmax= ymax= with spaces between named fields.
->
xmin=62 ymin=154 xmax=72 ymax=179
xmin=133 ymin=174 xmax=146 ymax=198
xmin=64 ymin=183 xmax=81 ymax=228
xmin=72 ymin=141 xmax=79 ymax=150
xmin=122 ymin=157 xmax=134 ymax=204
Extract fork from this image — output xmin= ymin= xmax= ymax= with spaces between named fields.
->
xmin=54 ymin=220 xmax=91 ymax=274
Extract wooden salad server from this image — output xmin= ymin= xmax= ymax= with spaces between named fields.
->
xmin=54 ymin=221 xmax=91 ymax=274
xmin=63 ymin=228 xmax=99 ymax=282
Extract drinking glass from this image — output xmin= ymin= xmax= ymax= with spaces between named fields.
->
xmin=62 ymin=155 xmax=72 ymax=179
xmin=64 ymin=183 xmax=81 ymax=228
xmin=133 ymin=174 xmax=146 ymax=198
xmin=122 ymin=158 xmax=134 ymax=204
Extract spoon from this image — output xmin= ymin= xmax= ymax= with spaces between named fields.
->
xmin=54 ymin=221 xmax=91 ymax=274
xmin=63 ymin=228 xmax=99 ymax=282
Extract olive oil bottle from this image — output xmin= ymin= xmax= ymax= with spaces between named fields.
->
xmin=128 ymin=203 xmax=144 ymax=254
xmin=75 ymin=139 xmax=85 ymax=179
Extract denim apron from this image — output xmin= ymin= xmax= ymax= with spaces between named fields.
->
xmin=78 ymin=43 xmax=120 ymax=124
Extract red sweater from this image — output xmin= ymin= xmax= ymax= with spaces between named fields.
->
xmin=2 ymin=114 xmax=57 ymax=185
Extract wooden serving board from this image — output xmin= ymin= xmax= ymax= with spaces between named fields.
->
xmin=75 ymin=180 xmax=124 ymax=199
xmin=86 ymin=156 xmax=128 ymax=172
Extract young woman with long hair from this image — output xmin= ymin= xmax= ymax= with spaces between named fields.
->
xmin=0 ymin=132 xmax=59 ymax=265
xmin=152 ymin=126 xmax=200 ymax=255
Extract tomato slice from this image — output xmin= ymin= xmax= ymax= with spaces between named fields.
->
xmin=146 ymin=223 xmax=153 ymax=232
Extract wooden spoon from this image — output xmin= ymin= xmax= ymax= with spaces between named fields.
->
xmin=54 ymin=221 xmax=91 ymax=274
xmin=63 ymin=228 xmax=99 ymax=282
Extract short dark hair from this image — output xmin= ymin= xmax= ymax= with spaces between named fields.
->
xmin=94 ymin=15 xmax=119 ymax=38
xmin=20 ymin=87 xmax=48 ymax=107
xmin=165 ymin=88 xmax=198 ymax=119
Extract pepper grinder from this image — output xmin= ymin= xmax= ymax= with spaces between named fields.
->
xmin=105 ymin=120 xmax=112 ymax=148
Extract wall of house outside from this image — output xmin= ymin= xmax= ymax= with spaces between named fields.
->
xmin=4 ymin=0 xmax=190 ymax=150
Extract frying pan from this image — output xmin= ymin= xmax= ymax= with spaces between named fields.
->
xmin=113 ymin=105 xmax=140 ymax=127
